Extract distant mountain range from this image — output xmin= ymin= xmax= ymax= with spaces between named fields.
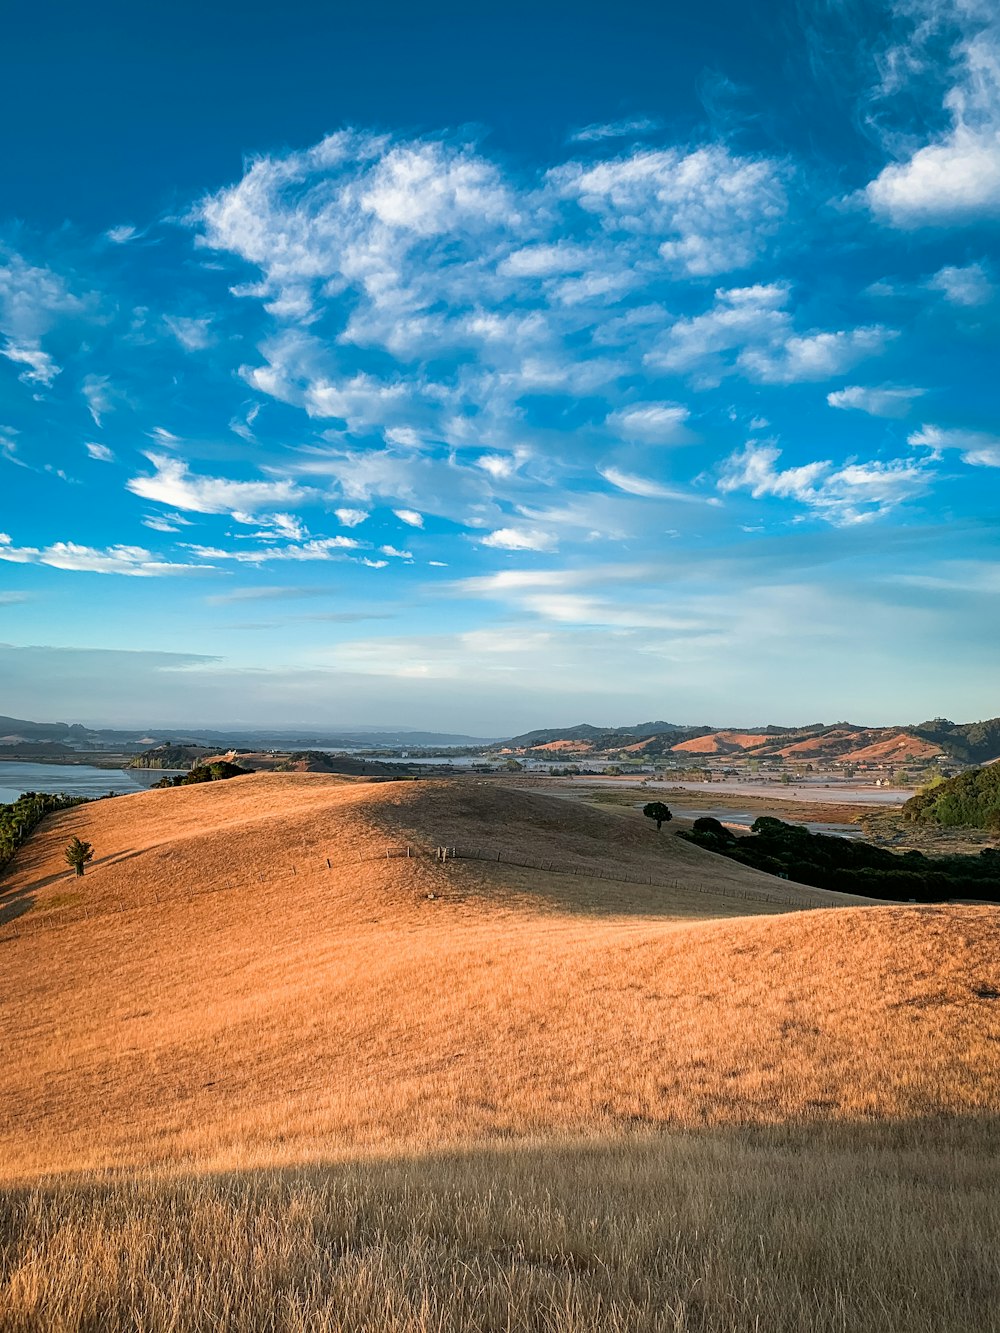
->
xmin=500 ymin=717 xmax=1000 ymax=766
xmin=0 ymin=716 xmax=496 ymax=754
xmin=2 ymin=712 xmax=999 ymax=768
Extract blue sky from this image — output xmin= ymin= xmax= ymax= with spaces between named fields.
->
xmin=0 ymin=0 xmax=998 ymax=733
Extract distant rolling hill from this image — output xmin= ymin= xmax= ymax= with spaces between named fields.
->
xmin=1 ymin=772 xmax=996 ymax=1182
xmin=504 ymin=716 xmax=1000 ymax=765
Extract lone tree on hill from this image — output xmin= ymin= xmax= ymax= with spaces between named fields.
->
xmin=643 ymin=801 xmax=673 ymax=831
xmin=65 ymin=836 xmax=94 ymax=877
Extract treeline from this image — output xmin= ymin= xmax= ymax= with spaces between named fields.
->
xmin=0 ymin=791 xmax=88 ymax=871
xmin=911 ymin=716 xmax=1000 ymax=765
xmin=902 ymin=763 xmax=1000 ymax=830
xmin=681 ymin=816 xmax=999 ymax=903
xmin=127 ymin=743 xmax=210 ymax=769
xmin=153 ymin=761 xmax=252 ymax=788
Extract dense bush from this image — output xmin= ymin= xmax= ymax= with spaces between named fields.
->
xmin=0 ymin=791 xmax=88 ymax=871
xmin=680 ymin=815 xmax=1000 ymax=903
xmin=902 ymin=764 xmax=1000 ymax=829
xmin=154 ymin=762 xmax=252 ymax=789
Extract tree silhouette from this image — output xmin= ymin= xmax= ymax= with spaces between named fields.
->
xmin=643 ymin=801 xmax=672 ymax=831
xmin=65 ymin=836 xmax=94 ymax=877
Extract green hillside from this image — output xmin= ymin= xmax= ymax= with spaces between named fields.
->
xmin=903 ymin=764 xmax=1000 ymax=829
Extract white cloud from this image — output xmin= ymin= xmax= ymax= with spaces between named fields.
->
xmin=480 ymin=526 xmax=558 ymax=552
xmin=380 ymin=544 xmax=413 ymax=559
xmin=868 ymin=128 xmax=1000 ymax=226
xmin=0 ymin=251 xmax=83 ymax=339
xmin=127 ymin=453 xmax=314 ymax=515
xmin=739 ymin=327 xmax=893 ymax=384
xmin=230 ymin=403 xmax=261 ymax=441
xmin=149 ymin=426 xmax=181 ymax=445
xmin=718 ymin=441 xmax=931 ymax=523
xmin=0 ymin=341 xmax=60 ymax=386
xmin=85 ymin=441 xmax=115 ymax=462
xmin=865 ymin=16 xmax=1000 ymax=226
xmin=0 ymin=533 xmax=210 ymax=576
xmin=497 ymin=243 xmax=590 ymax=277
xmin=928 ymin=262 xmax=993 ymax=305
xmin=335 ymin=507 xmax=370 ymax=526
xmin=647 ymin=285 xmax=894 ymax=389
xmin=645 ymin=283 xmax=789 ymax=381
xmin=827 ymin=384 xmax=926 ymax=417
xmin=908 ymin=423 xmax=1000 ymax=466
xmin=393 ymin=508 xmax=424 ymax=527
xmin=164 ymin=314 xmax=215 ymax=351
xmin=476 ymin=454 xmax=514 ymax=479
xmin=606 ymin=401 xmax=693 ymax=444
xmin=569 ymin=118 xmax=660 ymax=143
xmin=550 ymin=146 xmax=787 ymax=275
xmin=447 ymin=567 xmax=609 ymax=595
xmin=185 ymin=535 xmax=362 ymax=564
xmin=82 ymin=374 xmax=114 ymax=426
xmin=232 ymin=511 xmax=309 ymax=541
xmin=106 ymin=224 xmax=138 ymax=244
xmin=192 ymin=130 xmax=796 ymax=451
xmin=520 ymin=592 xmax=707 ymax=631
xmin=198 ymin=130 xmax=513 ymax=325
xmin=598 ymin=465 xmax=696 ymax=501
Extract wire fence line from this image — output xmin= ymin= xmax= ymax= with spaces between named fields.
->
xmin=0 ymin=841 xmax=820 ymax=944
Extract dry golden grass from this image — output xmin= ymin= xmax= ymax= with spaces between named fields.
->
xmin=1 ymin=773 xmax=995 ymax=1179
xmin=2 ymin=773 xmax=998 ymax=1330
xmin=3 ymin=1123 xmax=998 ymax=1332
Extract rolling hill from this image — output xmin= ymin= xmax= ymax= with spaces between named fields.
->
xmin=1 ymin=773 xmax=996 ymax=1183
xmin=504 ymin=715 xmax=1000 ymax=766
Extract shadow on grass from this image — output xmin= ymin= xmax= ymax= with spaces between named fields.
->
xmin=1 ymin=1117 xmax=997 ymax=1333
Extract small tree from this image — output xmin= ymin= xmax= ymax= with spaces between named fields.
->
xmin=65 ymin=836 xmax=94 ymax=877
xmin=643 ymin=801 xmax=672 ymax=831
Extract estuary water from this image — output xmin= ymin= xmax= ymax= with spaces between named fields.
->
xmin=0 ymin=762 xmax=173 ymax=806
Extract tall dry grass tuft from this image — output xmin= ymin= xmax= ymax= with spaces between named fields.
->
xmin=2 ymin=1123 xmax=998 ymax=1332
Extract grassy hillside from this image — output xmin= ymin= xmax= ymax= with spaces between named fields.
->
xmin=1 ymin=773 xmax=994 ymax=1179
xmin=2 ymin=774 xmax=998 ymax=1330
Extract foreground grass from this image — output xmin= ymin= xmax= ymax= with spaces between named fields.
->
xmin=3 ymin=1122 xmax=998 ymax=1333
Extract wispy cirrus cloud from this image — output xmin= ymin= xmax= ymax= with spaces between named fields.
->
xmin=598 ymin=465 xmax=699 ymax=501
xmin=127 ymin=452 xmax=315 ymax=515
xmin=0 ymin=532 xmax=211 ymax=576
xmin=827 ymin=384 xmax=926 ymax=418
xmin=606 ymin=401 xmax=693 ymax=444
xmin=569 ymin=117 xmax=660 ymax=143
